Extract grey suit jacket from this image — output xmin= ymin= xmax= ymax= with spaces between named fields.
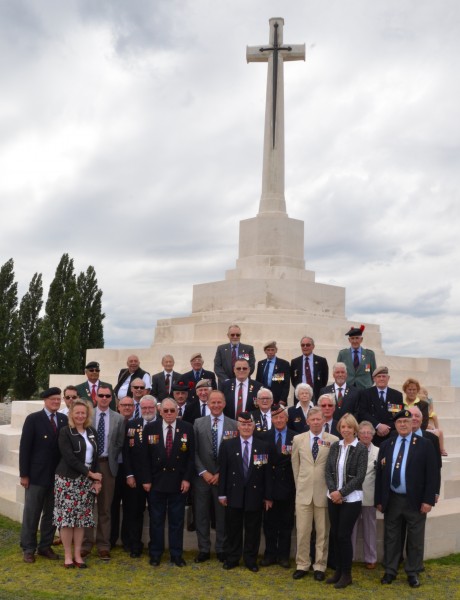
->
xmin=193 ymin=414 xmax=238 ymax=476
xmin=92 ymin=408 xmax=125 ymax=477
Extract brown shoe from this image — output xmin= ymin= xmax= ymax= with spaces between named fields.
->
xmin=37 ymin=547 xmax=59 ymax=560
xmin=23 ymin=552 xmax=35 ymax=564
xmin=98 ymin=550 xmax=111 ymax=561
xmin=80 ymin=549 xmax=91 ymax=558
xmin=366 ymin=562 xmax=377 ymax=570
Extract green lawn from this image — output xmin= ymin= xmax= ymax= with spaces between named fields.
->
xmin=0 ymin=515 xmax=459 ymax=600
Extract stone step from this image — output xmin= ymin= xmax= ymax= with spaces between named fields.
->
xmin=444 ymin=477 xmax=460 ymax=500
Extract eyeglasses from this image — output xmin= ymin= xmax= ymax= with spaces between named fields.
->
xmin=229 ymin=333 xmax=241 ymax=337
xmin=119 ymin=403 xmax=134 ymax=408
xmin=320 ymin=404 xmax=334 ymax=408
xmin=64 ymin=395 xmax=78 ymax=400
xmin=235 ymin=367 xmax=249 ymax=371
xmin=301 ymin=343 xmax=312 ymax=348
xmin=132 ymin=386 xmax=145 ymax=390
xmin=258 ymin=397 xmax=272 ymax=401
xmin=162 ymin=408 xmax=177 ymax=414
xmin=87 ymin=368 xmax=100 ymax=372
xmin=97 ymin=394 xmax=112 ymax=398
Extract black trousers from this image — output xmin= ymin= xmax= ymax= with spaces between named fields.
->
xmin=225 ymin=507 xmax=263 ymax=567
xmin=327 ymin=499 xmax=362 ymax=575
xmin=263 ymin=497 xmax=294 ymax=560
xmin=124 ymin=484 xmax=148 ymax=553
xmin=110 ymin=468 xmax=130 ymax=549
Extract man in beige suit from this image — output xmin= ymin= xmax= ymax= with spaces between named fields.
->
xmin=291 ymin=407 xmax=339 ymax=581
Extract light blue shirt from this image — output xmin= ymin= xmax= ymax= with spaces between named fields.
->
xmin=265 ymin=359 xmax=275 ymax=385
xmin=391 ymin=434 xmax=410 ymax=494
xmin=275 ymin=426 xmax=287 ymax=447
xmin=351 ymin=347 xmax=362 ymax=363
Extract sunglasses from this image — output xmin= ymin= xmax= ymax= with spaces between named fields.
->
xmin=64 ymin=395 xmax=78 ymax=400
xmin=162 ymin=408 xmax=176 ymax=414
xmin=132 ymin=386 xmax=145 ymax=390
xmin=235 ymin=367 xmax=249 ymax=371
xmin=321 ymin=404 xmax=334 ymax=408
xmin=229 ymin=333 xmax=241 ymax=337
xmin=119 ymin=403 xmax=134 ymax=408
xmin=97 ymin=394 xmax=112 ymax=399
xmin=87 ymin=368 xmax=100 ymax=372
xmin=301 ymin=343 xmax=312 ymax=348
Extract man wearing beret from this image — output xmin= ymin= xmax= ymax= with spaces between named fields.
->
xmin=337 ymin=325 xmax=377 ymax=389
xmin=19 ymin=387 xmax=68 ymax=563
xmin=183 ymin=379 xmax=213 ymax=424
xmin=75 ymin=361 xmax=116 ymax=410
xmin=375 ymin=409 xmax=437 ymax=588
xmin=255 ymin=341 xmax=291 ymax=406
xmin=358 ymin=366 xmax=404 ymax=446
xmin=180 ymin=352 xmax=217 ymax=403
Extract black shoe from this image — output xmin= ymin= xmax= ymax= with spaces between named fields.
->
xmin=334 ymin=573 xmax=352 ymax=589
xmin=216 ymin=553 xmax=227 ymax=563
xmin=194 ymin=552 xmax=210 ymax=563
xmin=408 ymin=575 xmax=421 ymax=588
xmin=149 ymin=557 xmax=161 ymax=566
xmin=171 ymin=557 xmax=186 ymax=567
xmin=223 ymin=561 xmax=239 ymax=570
xmin=246 ymin=564 xmax=259 ymax=572
xmin=326 ymin=570 xmax=341 ymax=584
xmin=278 ymin=558 xmax=290 ymax=569
xmin=381 ymin=573 xmax=396 ymax=584
xmin=130 ymin=551 xmax=141 ymax=558
xmin=314 ymin=570 xmax=325 ymax=581
xmin=293 ymin=569 xmax=308 ymax=580
xmin=187 ymin=522 xmax=196 ymax=532
xmin=260 ymin=557 xmax=277 ymax=567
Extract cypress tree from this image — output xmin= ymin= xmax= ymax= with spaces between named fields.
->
xmin=0 ymin=259 xmax=19 ymax=400
xmin=77 ymin=266 xmax=105 ymax=371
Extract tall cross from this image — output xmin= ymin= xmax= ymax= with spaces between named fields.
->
xmin=247 ymin=18 xmax=305 ymax=214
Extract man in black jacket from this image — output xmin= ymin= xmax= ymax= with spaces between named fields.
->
xmin=19 ymin=387 xmax=68 ymax=563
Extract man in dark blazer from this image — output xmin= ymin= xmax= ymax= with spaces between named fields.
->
xmin=142 ymin=397 xmax=195 ymax=567
xmin=319 ymin=362 xmax=360 ymax=421
xmin=260 ymin=405 xmax=297 ymax=568
xmin=359 ymin=366 xmax=404 ymax=447
xmin=222 ymin=359 xmax=262 ymax=420
xmin=250 ymin=388 xmax=274 ymax=436
xmin=113 ymin=354 xmax=151 ymax=400
xmin=290 ymin=336 xmax=329 ymax=403
xmin=75 ymin=361 xmax=116 ymax=410
xmin=193 ymin=390 xmax=238 ymax=563
xmin=123 ymin=395 xmax=160 ymax=557
xmin=180 ymin=352 xmax=217 ymax=403
xmin=218 ymin=411 xmax=272 ymax=572
xmin=214 ymin=324 xmax=255 ymax=389
xmin=183 ymin=379 xmax=213 ymax=424
xmin=19 ymin=387 xmax=68 ymax=563
xmin=150 ymin=354 xmax=182 ymax=401
xmin=375 ymin=409 xmax=437 ymax=588
xmin=255 ymin=341 xmax=290 ymax=405
xmin=337 ymin=325 xmax=376 ymax=389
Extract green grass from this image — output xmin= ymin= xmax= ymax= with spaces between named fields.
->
xmin=0 ymin=515 xmax=459 ymax=600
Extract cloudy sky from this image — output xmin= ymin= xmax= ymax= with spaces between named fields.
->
xmin=1 ymin=0 xmax=459 ymax=385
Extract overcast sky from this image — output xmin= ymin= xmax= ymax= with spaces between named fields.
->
xmin=1 ymin=0 xmax=459 ymax=385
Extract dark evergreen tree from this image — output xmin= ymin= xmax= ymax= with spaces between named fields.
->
xmin=37 ymin=254 xmax=82 ymax=388
xmin=14 ymin=273 xmax=43 ymax=399
xmin=0 ymin=259 xmax=18 ymax=399
xmin=77 ymin=266 xmax=105 ymax=371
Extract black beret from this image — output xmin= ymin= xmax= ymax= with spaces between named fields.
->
xmin=394 ymin=409 xmax=412 ymax=422
xmin=40 ymin=387 xmax=61 ymax=398
xmin=85 ymin=361 xmax=100 ymax=369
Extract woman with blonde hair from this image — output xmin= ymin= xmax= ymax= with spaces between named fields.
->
xmin=53 ymin=400 xmax=102 ymax=568
xmin=402 ymin=378 xmax=429 ymax=429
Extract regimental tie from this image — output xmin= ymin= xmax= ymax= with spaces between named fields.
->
xmin=379 ymin=390 xmax=385 ymax=408
xmin=165 ymin=373 xmax=171 ymax=395
xmin=324 ymin=422 xmax=330 ymax=433
xmin=242 ymin=440 xmax=249 ymax=478
xmin=212 ymin=418 xmax=219 ymax=460
xmin=231 ymin=345 xmax=237 ymax=369
xmin=312 ymin=436 xmax=319 ymax=461
xmin=91 ymin=384 xmax=97 ymax=406
xmin=263 ymin=360 xmax=272 ymax=387
xmin=262 ymin=414 xmax=268 ymax=431
xmin=134 ymin=402 xmax=140 ymax=420
xmin=304 ymin=358 xmax=313 ymax=386
xmin=194 ymin=370 xmax=200 ymax=382
xmin=276 ymin=432 xmax=282 ymax=454
xmin=353 ymin=349 xmax=360 ymax=370
xmin=201 ymin=403 xmax=206 ymax=417
xmin=165 ymin=425 xmax=173 ymax=459
xmin=337 ymin=388 xmax=343 ymax=408
xmin=97 ymin=412 xmax=105 ymax=455
xmin=236 ymin=382 xmax=244 ymax=417
xmin=49 ymin=413 xmax=57 ymax=434
xmin=177 ymin=406 xmax=183 ymax=417
xmin=391 ymin=437 xmax=406 ymax=488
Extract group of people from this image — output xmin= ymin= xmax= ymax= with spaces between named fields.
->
xmin=18 ymin=324 xmax=444 ymax=589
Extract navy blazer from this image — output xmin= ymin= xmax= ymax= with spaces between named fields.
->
xmin=214 ymin=342 xmax=256 ymax=389
xmin=319 ymin=384 xmax=360 ymax=420
xmin=261 ymin=428 xmax=297 ymax=501
xmin=150 ymin=371 xmax=183 ymax=401
xmin=255 ymin=357 xmax=291 ymax=404
xmin=222 ymin=378 xmax=261 ymax=420
xmin=290 ymin=354 xmax=329 ymax=402
xmin=358 ymin=386 xmax=404 ymax=446
xmin=142 ymin=419 xmax=195 ymax=493
xmin=179 ymin=369 xmax=217 ymax=403
xmin=375 ymin=433 xmax=438 ymax=512
xmin=218 ymin=436 xmax=272 ymax=511
xmin=287 ymin=406 xmax=309 ymax=433
xmin=19 ymin=409 xmax=68 ymax=486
